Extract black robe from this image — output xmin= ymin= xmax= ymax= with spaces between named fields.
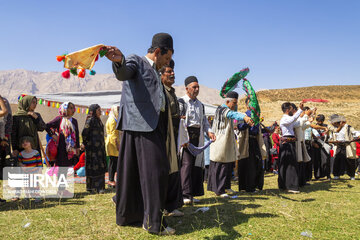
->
xmin=238 ymin=137 xmax=264 ymax=192
xmin=278 ymin=141 xmax=300 ymax=191
xmin=82 ymin=117 xmax=107 ymax=192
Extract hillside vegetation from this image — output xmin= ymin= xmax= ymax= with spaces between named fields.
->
xmin=238 ymin=85 xmax=360 ymax=129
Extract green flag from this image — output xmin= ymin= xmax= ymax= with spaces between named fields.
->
xmin=242 ymin=78 xmax=261 ymax=125
xmin=220 ymin=67 xmax=249 ymax=98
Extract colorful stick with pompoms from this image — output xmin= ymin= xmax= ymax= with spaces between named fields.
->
xmin=57 ymin=44 xmax=108 ymax=79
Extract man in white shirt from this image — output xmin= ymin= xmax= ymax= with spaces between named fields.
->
xmin=178 ymin=76 xmax=216 ymax=204
xmin=278 ymin=101 xmax=304 ymax=193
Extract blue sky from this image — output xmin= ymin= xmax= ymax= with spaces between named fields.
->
xmin=0 ymin=0 xmax=359 ymax=91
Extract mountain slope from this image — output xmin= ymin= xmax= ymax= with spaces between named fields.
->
xmin=0 ymin=69 xmax=224 ymax=105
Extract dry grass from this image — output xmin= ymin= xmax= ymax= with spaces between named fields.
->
xmin=238 ymin=85 xmax=360 ymax=129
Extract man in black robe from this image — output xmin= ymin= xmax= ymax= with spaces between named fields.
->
xmin=237 ymin=98 xmax=266 ymax=192
xmin=105 ymin=33 xmax=175 ymax=235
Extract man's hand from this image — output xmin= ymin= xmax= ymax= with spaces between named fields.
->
xmin=105 ymin=46 xmax=123 ymax=62
xmin=208 ymin=132 xmax=216 ymax=142
xmin=299 ymin=101 xmax=304 ymax=110
xmin=12 ymin=150 xmax=19 ymax=157
xmin=244 ymin=116 xmax=254 ymax=127
xmin=28 ymin=111 xmax=38 ymax=119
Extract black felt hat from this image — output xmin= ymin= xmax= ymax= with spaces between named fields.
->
xmin=226 ymin=91 xmax=239 ymax=99
xmin=151 ymin=33 xmax=173 ymax=52
xmin=184 ymin=76 xmax=198 ymax=86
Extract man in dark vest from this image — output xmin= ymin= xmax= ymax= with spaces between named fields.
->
xmin=105 ymin=33 xmax=175 ymax=235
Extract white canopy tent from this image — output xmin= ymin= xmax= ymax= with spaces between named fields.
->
xmin=36 ymin=90 xmax=218 ymax=116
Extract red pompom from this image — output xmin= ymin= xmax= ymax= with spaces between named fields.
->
xmin=62 ymin=70 xmax=70 ymax=79
xmin=95 ymin=54 xmax=99 ymax=62
xmin=56 ymin=55 xmax=65 ymax=62
xmin=78 ymin=69 xmax=86 ymax=78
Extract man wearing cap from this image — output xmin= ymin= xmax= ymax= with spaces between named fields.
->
xmin=105 ymin=33 xmax=175 ymax=235
xmin=178 ymin=76 xmax=216 ymax=205
xmin=277 ymin=102 xmax=304 ymax=193
xmin=207 ymin=91 xmax=253 ymax=197
xmin=328 ymin=114 xmax=358 ymax=180
xmin=159 ymin=60 xmax=184 ymax=217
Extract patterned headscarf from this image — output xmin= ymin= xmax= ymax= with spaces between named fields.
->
xmin=14 ymin=95 xmax=36 ymax=116
xmin=59 ymin=102 xmax=76 ymax=155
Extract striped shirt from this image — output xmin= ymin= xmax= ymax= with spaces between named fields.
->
xmin=18 ymin=150 xmax=42 ymax=167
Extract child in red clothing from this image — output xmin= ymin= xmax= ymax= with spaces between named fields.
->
xmin=74 ymin=152 xmax=85 ymax=176
xmin=271 ymin=126 xmax=281 ymax=173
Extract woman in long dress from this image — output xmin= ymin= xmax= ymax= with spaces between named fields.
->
xmin=82 ymin=104 xmax=107 ymax=193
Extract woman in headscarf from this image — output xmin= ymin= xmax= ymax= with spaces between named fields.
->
xmin=45 ymin=102 xmax=80 ymax=167
xmin=105 ymin=105 xmax=121 ymax=188
xmin=82 ymin=104 xmax=107 ymax=193
xmin=11 ymin=95 xmax=46 ymax=158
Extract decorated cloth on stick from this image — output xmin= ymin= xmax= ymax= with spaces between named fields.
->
xmin=56 ymin=44 xmax=108 ymax=79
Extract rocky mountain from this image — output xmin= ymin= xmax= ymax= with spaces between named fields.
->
xmin=0 ymin=69 xmax=224 ymax=105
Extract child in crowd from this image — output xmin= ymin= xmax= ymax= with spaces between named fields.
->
xmin=74 ymin=152 xmax=86 ymax=177
xmin=17 ymin=136 xmax=43 ymax=202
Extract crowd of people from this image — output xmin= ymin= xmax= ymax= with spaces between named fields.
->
xmin=1 ymin=32 xmax=360 ymax=235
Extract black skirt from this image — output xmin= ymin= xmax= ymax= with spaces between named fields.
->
xmin=333 ymin=146 xmax=357 ymax=178
xmin=278 ymin=141 xmax=300 ymax=191
xmin=207 ymin=161 xmax=233 ymax=195
xmin=313 ymin=143 xmax=330 ymax=179
xmin=238 ymin=138 xmax=264 ymax=192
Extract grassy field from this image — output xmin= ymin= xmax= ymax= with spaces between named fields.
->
xmin=1 ymin=174 xmax=360 ymax=240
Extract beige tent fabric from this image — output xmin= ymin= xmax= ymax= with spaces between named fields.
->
xmin=64 ymin=44 xmax=105 ymax=70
